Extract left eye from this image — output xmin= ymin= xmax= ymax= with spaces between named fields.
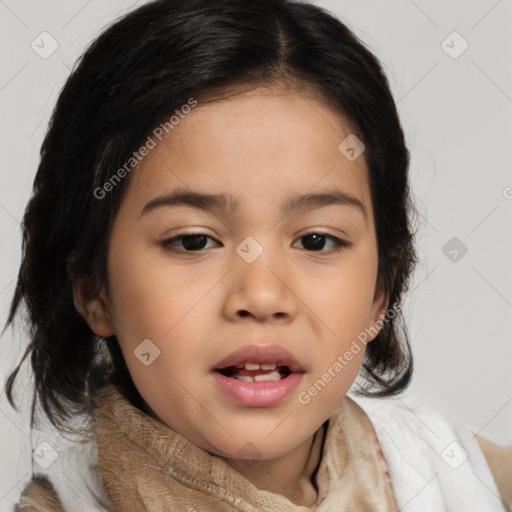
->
xmin=293 ymin=232 xmax=349 ymax=253
xmin=161 ymin=232 xmax=349 ymax=253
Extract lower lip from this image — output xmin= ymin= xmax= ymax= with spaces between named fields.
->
xmin=211 ymin=371 xmax=303 ymax=407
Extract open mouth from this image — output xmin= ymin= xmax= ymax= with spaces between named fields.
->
xmin=216 ymin=362 xmax=293 ymax=382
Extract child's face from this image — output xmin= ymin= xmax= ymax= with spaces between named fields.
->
xmin=90 ymin=86 xmax=387 ymax=460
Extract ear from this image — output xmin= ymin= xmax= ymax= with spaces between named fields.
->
xmin=367 ymin=283 xmax=390 ymax=342
xmin=72 ymin=278 xmax=115 ymax=337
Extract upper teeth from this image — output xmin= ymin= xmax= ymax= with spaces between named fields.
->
xmin=236 ymin=371 xmax=281 ymax=382
xmin=235 ymin=362 xmax=278 ymax=370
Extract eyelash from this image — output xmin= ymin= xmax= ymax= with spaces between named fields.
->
xmin=161 ymin=231 xmax=351 ymax=255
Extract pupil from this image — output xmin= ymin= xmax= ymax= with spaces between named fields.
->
xmin=182 ymin=234 xmax=207 ymax=251
xmin=303 ymin=234 xmax=325 ymax=251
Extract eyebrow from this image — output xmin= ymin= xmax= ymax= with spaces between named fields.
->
xmin=140 ymin=188 xmax=367 ymax=220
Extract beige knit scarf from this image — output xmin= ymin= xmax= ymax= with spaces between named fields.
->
xmin=92 ymin=386 xmax=398 ymax=511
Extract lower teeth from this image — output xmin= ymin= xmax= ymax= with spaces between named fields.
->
xmin=233 ymin=370 xmax=282 ymax=382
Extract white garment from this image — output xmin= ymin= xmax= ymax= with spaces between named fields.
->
xmin=28 ymin=391 xmax=506 ymax=512
xmin=29 ymin=418 xmax=108 ymax=512
xmin=351 ymin=391 xmax=506 ymax=511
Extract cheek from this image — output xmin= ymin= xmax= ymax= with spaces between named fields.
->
xmin=107 ymin=245 xmax=211 ymax=338
xmin=310 ymin=253 xmax=378 ymax=331
xmin=106 ymin=247 xmax=218 ymax=398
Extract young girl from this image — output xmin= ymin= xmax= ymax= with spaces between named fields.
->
xmin=5 ymin=0 xmax=511 ymax=510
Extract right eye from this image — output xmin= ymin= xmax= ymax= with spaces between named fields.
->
xmin=161 ymin=233 xmax=220 ymax=253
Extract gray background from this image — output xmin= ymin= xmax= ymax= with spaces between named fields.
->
xmin=1 ymin=0 xmax=511 ymax=510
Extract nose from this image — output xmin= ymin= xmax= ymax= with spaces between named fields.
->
xmin=222 ymin=240 xmax=299 ymax=323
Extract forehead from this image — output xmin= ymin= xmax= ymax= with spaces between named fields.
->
xmin=123 ymin=86 xmax=373 ymax=222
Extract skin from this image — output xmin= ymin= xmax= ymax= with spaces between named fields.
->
xmin=74 ymin=84 xmax=389 ymax=507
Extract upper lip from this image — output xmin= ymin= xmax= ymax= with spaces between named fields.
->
xmin=212 ymin=344 xmax=305 ymax=373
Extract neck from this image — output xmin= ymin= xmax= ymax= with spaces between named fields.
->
xmin=221 ymin=423 xmax=326 ymax=507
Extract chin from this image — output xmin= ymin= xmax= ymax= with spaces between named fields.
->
xmin=201 ymin=430 xmax=307 ymax=462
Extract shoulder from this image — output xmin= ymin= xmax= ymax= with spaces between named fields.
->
xmin=349 ymin=390 xmax=510 ymax=511
xmin=16 ymin=475 xmax=64 ymax=512
xmin=476 ymin=434 xmax=512 ymax=510
xmin=20 ymin=404 xmax=110 ymax=512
